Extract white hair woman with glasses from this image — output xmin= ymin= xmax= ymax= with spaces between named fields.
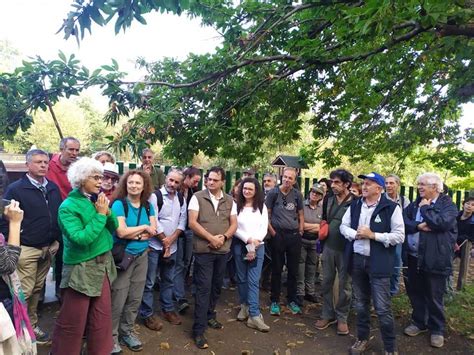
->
xmin=51 ymin=157 xmax=118 ymax=355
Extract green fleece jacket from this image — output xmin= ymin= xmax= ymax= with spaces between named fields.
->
xmin=58 ymin=188 xmax=118 ymax=264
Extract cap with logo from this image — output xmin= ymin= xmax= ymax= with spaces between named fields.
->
xmin=357 ymin=172 xmax=385 ymax=188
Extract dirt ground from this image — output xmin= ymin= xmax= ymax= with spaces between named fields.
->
xmin=36 ymin=279 xmax=473 ymax=355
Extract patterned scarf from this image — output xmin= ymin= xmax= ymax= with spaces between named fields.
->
xmin=0 ymin=234 xmax=37 ymax=354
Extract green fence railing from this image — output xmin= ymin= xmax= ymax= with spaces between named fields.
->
xmin=117 ymin=163 xmax=471 ymax=209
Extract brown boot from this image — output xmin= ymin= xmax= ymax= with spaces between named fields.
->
xmin=315 ymin=318 xmax=337 ymax=330
xmin=144 ymin=315 xmax=163 ymax=331
xmin=337 ymin=321 xmax=349 ymax=335
xmin=163 ymin=311 xmax=182 ymax=325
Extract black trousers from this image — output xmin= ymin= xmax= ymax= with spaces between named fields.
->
xmin=406 ymin=255 xmax=447 ymax=335
xmin=192 ymin=253 xmax=227 ymax=336
xmin=270 ymin=229 xmax=301 ymax=303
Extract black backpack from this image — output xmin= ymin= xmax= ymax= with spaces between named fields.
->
xmin=119 ymin=199 xmax=151 ymax=219
xmin=155 ymin=189 xmax=184 ymax=213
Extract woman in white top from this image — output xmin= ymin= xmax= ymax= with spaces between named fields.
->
xmin=232 ymin=177 xmax=269 ymax=332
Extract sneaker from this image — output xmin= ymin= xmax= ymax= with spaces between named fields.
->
xmin=349 ymin=339 xmax=369 ymax=354
xmin=194 ymin=334 xmax=209 ymax=349
xmin=337 ymin=321 xmax=349 ymax=335
xmin=404 ymin=323 xmax=427 ymax=337
xmin=33 ymin=325 xmax=51 ymax=345
xmin=287 ymin=301 xmax=302 ymax=315
xmin=177 ymin=299 xmax=190 ymax=314
xmin=247 ymin=314 xmax=270 ymax=333
xmin=237 ymin=304 xmax=249 ymax=321
xmin=119 ymin=334 xmax=143 ymax=352
xmin=207 ymin=318 xmax=224 ymax=329
xmin=315 ymin=318 xmax=337 ymax=330
xmin=143 ymin=314 xmax=163 ymax=331
xmin=384 ymin=351 xmax=399 ymax=355
xmin=111 ymin=342 xmax=123 ymax=354
xmin=270 ymin=302 xmax=280 ymax=316
xmin=430 ymin=334 xmax=444 ymax=348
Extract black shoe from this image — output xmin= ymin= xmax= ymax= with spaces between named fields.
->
xmin=296 ymin=295 xmax=304 ymax=307
xmin=304 ymin=294 xmax=318 ymax=303
xmin=194 ymin=334 xmax=209 ymax=349
xmin=177 ymin=299 xmax=190 ymax=314
xmin=207 ymin=318 xmax=224 ymax=329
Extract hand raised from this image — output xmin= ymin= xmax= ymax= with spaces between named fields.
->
xmin=95 ymin=193 xmax=109 ymax=215
xmin=4 ymin=199 xmax=24 ymax=223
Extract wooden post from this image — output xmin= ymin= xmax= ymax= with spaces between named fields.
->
xmin=456 ymin=240 xmax=472 ymax=291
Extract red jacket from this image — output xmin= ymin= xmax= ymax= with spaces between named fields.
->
xmin=46 ymin=154 xmax=71 ymax=200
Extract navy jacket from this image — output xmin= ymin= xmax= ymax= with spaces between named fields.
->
xmin=0 ymin=175 xmax=62 ymax=247
xmin=344 ymin=194 xmax=398 ymax=278
xmin=403 ymin=193 xmax=457 ymax=276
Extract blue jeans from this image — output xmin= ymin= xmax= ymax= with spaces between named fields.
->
xmin=390 ymin=243 xmax=402 ymax=296
xmin=139 ymin=249 xmax=177 ymax=318
xmin=173 ymin=229 xmax=193 ymax=302
xmin=351 ymin=253 xmax=396 ymax=352
xmin=232 ymin=240 xmax=264 ymax=317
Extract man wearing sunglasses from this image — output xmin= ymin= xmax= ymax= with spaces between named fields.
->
xmin=101 ymin=162 xmax=120 ymax=200
xmin=266 ymin=167 xmax=304 ymax=316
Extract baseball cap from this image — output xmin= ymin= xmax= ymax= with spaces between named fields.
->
xmin=103 ymin=162 xmax=119 ymax=178
xmin=310 ymin=183 xmax=324 ymax=195
xmin=357 ymin=172 xmax=385 ymax=188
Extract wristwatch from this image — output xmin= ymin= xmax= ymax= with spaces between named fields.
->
xmin=223 ymin=234 xmax=229 ymax=241
xmin=137 ymin=234 xmax=142 ymax=241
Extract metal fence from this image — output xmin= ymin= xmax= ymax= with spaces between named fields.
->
xmin=117 ymin=163 xmax=471 ymax=210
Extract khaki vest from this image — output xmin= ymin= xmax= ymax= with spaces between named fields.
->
xmin=193 ymin=189 xmax=233 ymax=254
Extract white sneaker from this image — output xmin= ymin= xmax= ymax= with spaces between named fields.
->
xmin=111 ymin=342 xmax=122 ymax=354
xmin=247 ymin=314 xmax=270 ymax=332
xmin=237 ymin=304 xmax=249 ymax=321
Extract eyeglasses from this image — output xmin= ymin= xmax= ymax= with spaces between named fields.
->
xmin=103 ymin=175 xmax=119 ymax=183
xmin=89 ymin=175 xmax=104 ymax=181
xmin=282 ymin=194 xmax=287 ymax=206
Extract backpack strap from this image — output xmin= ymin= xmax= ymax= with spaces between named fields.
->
xmin=120 ymin=199 xmax=129 ymax=218
xmin=155 ymin=189 xmax=184 ymax=213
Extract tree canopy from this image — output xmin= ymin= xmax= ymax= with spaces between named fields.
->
xmin=1 ymin=0 xmax=473 ymax=174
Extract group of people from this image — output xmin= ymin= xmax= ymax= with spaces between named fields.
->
xmin=0 ymin=136 xmax=472 ymax=355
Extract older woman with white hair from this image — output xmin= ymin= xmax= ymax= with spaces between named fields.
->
xmin=403 ymin=172 xmax=458 ymax=349
xmin=51 ymin=157 xmax=119 ymax=355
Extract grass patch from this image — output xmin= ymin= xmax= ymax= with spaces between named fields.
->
xmin=391 ymin=284 xmax=474 ymax=337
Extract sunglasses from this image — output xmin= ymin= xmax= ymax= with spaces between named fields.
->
xmin=103 ymin=175 xmax=119 ymax=183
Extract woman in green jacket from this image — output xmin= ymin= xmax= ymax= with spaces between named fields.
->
xmin=51 ymin=157 xmax=118 ymax=355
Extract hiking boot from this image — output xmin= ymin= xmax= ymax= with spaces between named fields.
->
xmin=33 ymin=325 xmax=51 ymax=345
xmin=270 ymin=302 xmax=280 ymax=316
xmin=163 ymin=311 xmax=181 ymax=325
xmin=337 ymin=321 xmax=349 ymax=335
xmin=349 ymin=339 xmax=369 ymax=354
xmin=237 ymin=304 xmax=249 ymax=321
xmin=430 ymin=334 xmax=444 ymax=348
xmin=296 ymin=295 xmax=304 ymax=307
xmin=315 ymin=318 xmax=337 ymax=330
xmin=304 ymin=294 xmax=318 ymax=303
xmin=207 ymin=318 xmax=224 ymax=329
xmin=194 ymin=334 xmax=208 ymax=349
xmin=177 ymin=299 xmax=190 ymax=314
xmin=404 ymin=323 xmax=427 ymax=337
xmin=111 ymin=342 xmax=123 ymax=354
xmin=119 ymin=334 xmax=143 ymax=352
xmin=143 ymin=315 xmax=163 ymax=331
xmin=247 ymin=314 xmax=270 ymax=333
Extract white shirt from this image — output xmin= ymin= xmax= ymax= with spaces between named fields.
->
xmin=148 ymin=188 xmax=187 ymax=254
xmin=235 ymin=205 xmax=269 ymax=244
xmin=340 ymin=198 xmax=405 ymax=256
xmin=188 ymin=191 xmax=237 ymax=215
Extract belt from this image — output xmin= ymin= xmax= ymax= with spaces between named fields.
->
xmin=95 ymin=252 xmax=107 ymax=264
xmin=276 ymin=228 xmax=299 ymax=234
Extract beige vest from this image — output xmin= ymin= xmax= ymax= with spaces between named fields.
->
xmin=192 ymin=189 xmax=233 ymax=254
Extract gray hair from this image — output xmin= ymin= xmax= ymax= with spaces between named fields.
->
xmin=416 ymin=172 xmax=444 ymax=193
xmin=263 ymin=173 xmax=277 ymax=182
xmin=386 ymin=174 xmax=401 ymax=186
xmin=167 ymin=168 xmax=183 ymax=179
xmin=67 ymin=157 xmax=104 ymax=189
xmin=59 ymin=137 xmax=80 ymax=150
xmin=141 ymin=148 xmax=154 ymax=157
xmin=26 ymin=149 xmax=49 ymax=163
xmin=92 ymin=151 xmax=116 ymax=164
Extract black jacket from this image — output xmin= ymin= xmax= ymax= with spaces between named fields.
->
xmin=0 ymin=175 xmax=62 ymax=247
xmin=403 ymin=193 xmax=458 ymax=276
